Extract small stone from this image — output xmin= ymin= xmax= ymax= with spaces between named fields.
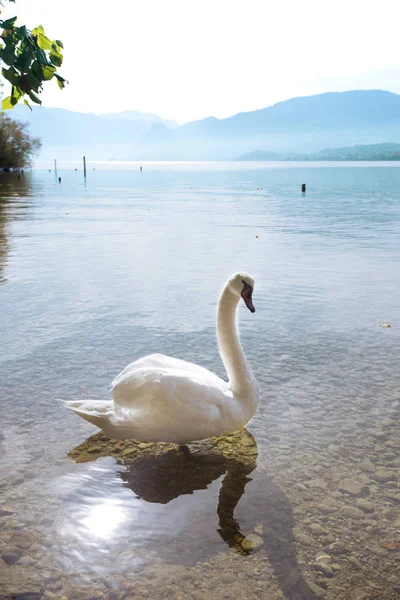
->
xmin=317 ymin=499 xmax=336 ymax=514
xmin=380 ymin=418 xmax=394 ymax=427
xmin=10 ymin=476 xmax=24 ymax=486
xmin=370 ymin=430 xmax=388 ymax=441
xmin=359 ymin=458 xmax=375 ymax=473
xmin=86 ymin=445 xmax=102 ymax=454
xmin=379 ymin=538 xmax=400 ymax=551
xmin=18 ymin=556 xmax=36 ymax=566
xmin=219 ymin=572 xmax=236 ymax=584
xmin=122 ymin=448 xmax=137 ymax=456
xmin=10 ymin=529 xmax=38 ymax=549
xmin=355 ymin=498 xmax=374 ymax=513
xmin=325 ymin=542 xmax=348 ymax=555
xmin=1 ymin=548 xmax=22 ymax=565
xmin=294 ymin=483 xmax=308 ymax=492
xmin=338 ymin=479 xmax=366 ymax=497
xmin=348 ymin=556 xmax=363 ymax=570
xmin=254 ymin=524 xmax=263 ymax=534
xmin=292 ymin=527 xmax=313 ymax=546
xmin=192 ymin=593 xmax=207 ymax=600
xmin=374 ymin=468 xmax=394 ymax=482
xmin=307 ymin=582 xmax=326 ymax=598
xmin=385 ymin=493 xmax=400 ymax=504
xmin=315 ymin=552 xmax=331 ymax=563
xmin=313 ymin=562 xmax=333 ymax=577
xmin=330 ymin=491 xmax=343 ymax=499
xmin=352 ymin=588 xmax=367 ymax=600
xmin=241 ymin=533 xmax=264 ymax=551
xmin=340 ymin=505 xmax=365 ymax=519
xmin=138 ymin=443 xmax=148 ymax=449
xmin=308 ymin=523 xmax=327 ymax=535
xmin=0 ymin=506 xmax=14 ymax=517
xmin=370 ymin=544 xmax=389 ymax=556
xmin=306 ymin=479 xmax=326 ymax=490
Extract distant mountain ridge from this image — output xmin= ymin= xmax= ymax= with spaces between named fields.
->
xmin=136 ymin=90 xmax=400 ymax=160
xmin=99 ymin=110 xmax=178 ymax=129
xmin=9 ymin=105 xmax=178 ymax=160
xmin=9 ymin=90 xmax=400 ymax=160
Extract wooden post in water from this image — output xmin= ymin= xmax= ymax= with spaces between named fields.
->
xmin=83 ymin=156 xmax=87 ymax=178
xmin=54 ymin=159 xmax=57 ymax=181
xmin=302 ymin=183 xmax=306 ymax=193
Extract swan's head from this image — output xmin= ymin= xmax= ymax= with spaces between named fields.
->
xmin=228 ymin=272 xmax=255 ymax=313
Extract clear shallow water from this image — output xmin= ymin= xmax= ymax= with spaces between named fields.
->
xmin=0 ymin=163 xmax=399 ymax=600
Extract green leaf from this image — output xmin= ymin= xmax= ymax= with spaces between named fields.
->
xmin=1 ymin=16 xmax=18 ymax=30
xmin=42 ymin=65 xmax=56 ymax=80
xmin=50 ymin=52 xmax=62 ymax=67
xmin=2 ymin=66 xmax=20 ymax=86
xmin=55 ymin=40 xmax=64 ymax=49
xmin=18 ymin=25 xmax=28 ymax=39
xmin=2 ymin=96 xmax=14 ymax=110
xmin=11 ymin=85 xmax=22 ymax=100
xmin=28 ymin=90 xmax=42 ymax=105
xmin=27 ymin=69 xmax=42 ymax=92
xmin=35 ymin=46 xmax=48 ymax=66
xmin=24 ymin=98 xmax=32 ymax=111
xmin=54 ymin=73 xmax=66 ymax=89
xmin=31 ymin=25 xmax=45 ymax=37
xmin=37 ymin=32 xmax=52 ymax=51
xmin=15 ymin=47 xmax=32 ymax=70
xmin=1 ymin=43 xmax=15 ymax=66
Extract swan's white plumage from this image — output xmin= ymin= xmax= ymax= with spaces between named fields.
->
xmin=63 ymin=273 xmax=259 ymax=443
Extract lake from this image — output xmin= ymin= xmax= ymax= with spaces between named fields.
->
xmin=0 ymin=162 xmax=399 ymax=600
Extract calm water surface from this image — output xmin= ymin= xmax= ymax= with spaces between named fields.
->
xmin=0 ymin=162 xmax=399 ymax=600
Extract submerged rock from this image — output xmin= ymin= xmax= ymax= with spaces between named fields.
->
xmin=0 ymin=505 xmax=14 ymax=517
xmin=241 ymin=533 xmax=264 ymax=552
xmin=1 ymin=547 xmax=22 ymax=565
xmin=313 ymin=561 xmax=333 ymax=577
xmin=338 ymin=479 xmax=367 ymax=497
xmin=10 ymin=529 xmax=38 ymax=549
xmin=355 ymin=498 xmax=374 ymax=513
xmin=359 ymin=458 xmax=375 ymax=473
xmin=339 ymin=505 xmax=365 ymax=519
xmin=292 ymin=527 xmax=313 ymax=546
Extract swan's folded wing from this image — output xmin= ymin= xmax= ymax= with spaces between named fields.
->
xmin=112 ymin=353 xmax=226 ymax=388
xmin=111 ymin=366 xmax=230 ymax=411
xmin=111 ymin=368 xmax=238 ymax=441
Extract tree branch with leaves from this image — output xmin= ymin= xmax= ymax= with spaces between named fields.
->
xmin=0 ymin=0 xmax=66 ymax=110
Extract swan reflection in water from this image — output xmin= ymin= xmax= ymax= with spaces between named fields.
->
xmin=68 ymin=429 xmax=318 ymax=600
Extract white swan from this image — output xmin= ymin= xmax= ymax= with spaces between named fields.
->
xmin=63 ymin=273 xmax=259 ymax=443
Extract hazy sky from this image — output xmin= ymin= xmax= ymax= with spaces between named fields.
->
xmin=4 ymin=0 xmax=400 ymax=122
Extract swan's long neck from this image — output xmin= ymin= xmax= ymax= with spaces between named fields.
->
xmin=217 ymin=285 xmax=258 ymax=408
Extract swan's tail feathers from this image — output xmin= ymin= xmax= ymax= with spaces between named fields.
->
xmin=62 ymin=400 xmax=114 ymax=429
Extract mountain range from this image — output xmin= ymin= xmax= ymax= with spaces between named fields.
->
xmin=9 ymin=89 xmax=400 ymax=161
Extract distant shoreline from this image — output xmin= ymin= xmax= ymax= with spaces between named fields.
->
xmin=238 ymin=143 xmax=400 ymax=162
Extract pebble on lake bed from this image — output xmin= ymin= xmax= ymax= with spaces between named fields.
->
xmin=240 ymin=533 xmax=264 ymax=552
xmin=339 ymin=505 xmax=365 ymax=519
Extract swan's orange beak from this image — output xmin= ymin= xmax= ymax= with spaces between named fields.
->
xmin=241 ymin=282 xmax=255 ymax=313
